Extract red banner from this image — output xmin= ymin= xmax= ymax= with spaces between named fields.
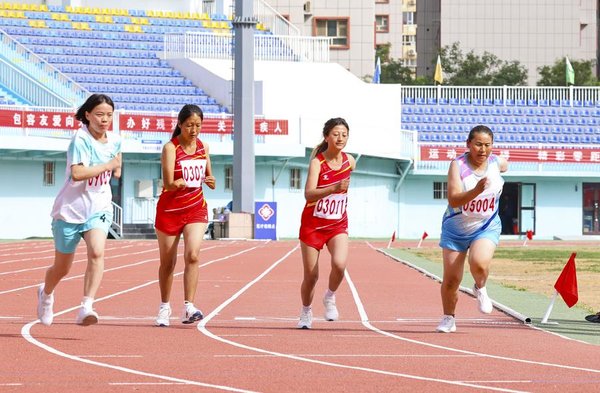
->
xmin=119 ymin=114 xmax=288 ymax=135
xmin=420 ymin=145 xmax=600 ymax=163
xmin=0 ymin=109 xmax=288 ymax=135
xmin=0 ymin=109 xmax=81 ymax=130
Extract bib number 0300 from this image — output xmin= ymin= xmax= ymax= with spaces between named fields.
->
xmin=314 ymin=193 xmax=347 ymax=220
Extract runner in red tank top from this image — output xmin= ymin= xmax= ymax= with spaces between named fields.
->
xmin=297 ymin=118 xmax=356 ymax=329
xmin=154 ymin=104 xmax=216 ymax=327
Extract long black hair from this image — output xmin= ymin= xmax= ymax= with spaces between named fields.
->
xmin=310 ymin=117 xmax=350 ymax=159
xmin=75 ymin=94 xmax=114 ymax=126
xmin=172 ymin=104 xmax=204 ymax=138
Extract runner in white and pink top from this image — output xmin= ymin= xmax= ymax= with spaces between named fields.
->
xmin=37 ymin=94 xmax=122 ymax=328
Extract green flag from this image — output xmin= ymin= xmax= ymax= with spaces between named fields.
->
xmin=566 ymin=56 xmax=575 ymax=85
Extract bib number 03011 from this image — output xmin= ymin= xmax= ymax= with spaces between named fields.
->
xmin=462 ymin=194 xmax=496 ymax=218
xmin=180 ymin=159 xmax=206 ymax=188
xmin=314 ymin=193 xmax=347 ymax=220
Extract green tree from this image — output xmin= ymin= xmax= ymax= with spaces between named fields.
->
xmin=374 ymin=44 xmax=433 ymax=84
xmin=439 ymin=42 xmax=528 ymax=86
xmin=537 ymin=58 xmax=599 ymax=86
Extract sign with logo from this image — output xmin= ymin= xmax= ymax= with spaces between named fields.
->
xmin=254 ymin=202 xmax=277 ymax=240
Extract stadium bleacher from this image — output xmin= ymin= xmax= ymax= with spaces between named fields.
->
xmin=402 ymin=97 xmax=600 ymax=144
xmin=0 ymin=2 xmax=243 ymax=113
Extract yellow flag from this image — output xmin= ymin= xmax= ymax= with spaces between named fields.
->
xmin=434 ymin=55 xmax=443 ymax=85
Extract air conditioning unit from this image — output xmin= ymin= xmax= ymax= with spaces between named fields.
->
xmin=135 ymin=180 xmax=154 ymax=198
xmin=407 ymin=49 xmax=416 ymax=57
xmin=153 ymin=178 xmax=164 ymax=197
xmin=303 ymin=1 xmax=311 ymax=14
xmin=407 ymin=0 xmax=416 ymax=5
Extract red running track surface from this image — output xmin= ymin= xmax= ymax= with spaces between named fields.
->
xmin=1 ymin=239 xmax=599 ymax=392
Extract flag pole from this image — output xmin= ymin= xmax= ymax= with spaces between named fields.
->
xmin=522 ymin=237 xmax=528 ymax=247
xmin=541 ymin=290 xmax=559 ymax=324
xmin=387 ymin=238 xmax=393 ymax=249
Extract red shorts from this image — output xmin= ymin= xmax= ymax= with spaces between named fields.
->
xmin=155 ymin=205 xmax=208 ymax=236
xmin=299 ymin=209 xmax=348 ymax=251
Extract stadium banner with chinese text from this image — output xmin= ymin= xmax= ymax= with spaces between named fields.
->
xmin=0 ymin=109 xmax=288 ymax=135
xmin=420 ymin=145 xmax=600 ymax=163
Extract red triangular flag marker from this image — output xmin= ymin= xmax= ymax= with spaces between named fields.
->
xmin=554 ymin=252 xmax=578 ymax=308
xmin=387 ymin=231 xmax=396 ymax=248
xmin=422 ymin=231 xmax=428 ymax=240
xmin=526 ymin=230 xmax=533 ymax=240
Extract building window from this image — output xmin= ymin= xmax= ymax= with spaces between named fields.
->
xmin=403 ymin=12 xmax=414 ymax=25
xmin=375 ymin=15 xmax=389 ymax=33
xmin=290 ymin=168 xmax=302 ymax=190
xmin=224 ymin=165 xmax=233 ymax=190
xmin=375 ymin=0 xmax=389 ymax=3
xmin=433 ymin=181 xmax=448 ymax=200
xmin=43 ymin=161 xmax=55 ymax=186
xmin=314 ymin=18 xmax=349 ymax=48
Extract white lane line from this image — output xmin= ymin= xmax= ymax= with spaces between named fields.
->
xmin=78 ymin=355 xmax=143 ymax=358
xmin=197 ymin=244 xmax=519 ymax=392
xmin=344 ymin=269 xmax=600 ymax=377
xmin=110 ymin=382 xmax=187 ymax=386
xmin=0 ymin=247 xmax=159 ymax=276
xmin=20 ymin=245 xmax=263 ymax=393
xmin=214 ymin=354 xmax=475 ymax=358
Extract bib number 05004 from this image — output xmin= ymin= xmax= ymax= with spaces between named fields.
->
xmin=462 ymin=194 xmax=496 ymax=218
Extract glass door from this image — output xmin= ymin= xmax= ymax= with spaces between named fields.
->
xmin=582 ymin=183 xmax=600 ymax=234
xmin=518 ymin=183 xmax=535 ymax=235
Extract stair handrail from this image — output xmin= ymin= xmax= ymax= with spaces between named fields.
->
xmin=111 ymin=201 xmax=123 ymax=239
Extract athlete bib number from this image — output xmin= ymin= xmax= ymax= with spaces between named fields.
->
xmin=314 ymin=193 xmax=347 ymax=220
xmin=180 ymin=159 xmax=206 ymax=188
xmin=462 ymin=194 xmax=496 ymax=218
xmin=86 ymin=170 xmax=112 ymax=193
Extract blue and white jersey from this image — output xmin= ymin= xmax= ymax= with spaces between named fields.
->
xmin=51 ymin=126 xmax=121 ymax=223
xmin=441 ymin=153 xmax=504 ymax=236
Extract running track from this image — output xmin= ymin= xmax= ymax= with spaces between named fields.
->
xmin=1 ymin=239 xmax=599 ymax=392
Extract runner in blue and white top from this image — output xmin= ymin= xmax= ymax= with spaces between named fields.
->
xmin=436 ymin=125 xmax=508 ymax=333
xmin=37 ymin=94 xmax=122 ymax=328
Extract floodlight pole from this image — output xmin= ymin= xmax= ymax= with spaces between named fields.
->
xmin=232 ymin=1 xmax=256 ymax=214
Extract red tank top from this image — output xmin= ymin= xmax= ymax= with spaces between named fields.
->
xmin=157 ymin=136 xmax=208 ymax=213
xmin=300 ymin=152 xmax=352 ymax=230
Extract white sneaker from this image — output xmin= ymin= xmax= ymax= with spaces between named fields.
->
xmin=155 ymin=305 xmax=172 ymax=327
xmin=37 ymin=285 xmax=54 ymax=326
xmin=436 ymin=315 xmax=456 ymax=333
xmin=323 ymin=295 xmax=339 ymax=321
xmin=181 ymin=305 xmax=203 ymax=324
xmin=473 ymin=285 xmax=493 ymax=314
xmin=297 ymin=308 xmax=312 ymax=329
xmin=76 ymin=307 xmax=99 ymax=326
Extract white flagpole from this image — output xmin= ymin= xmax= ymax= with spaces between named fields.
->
xmin=417 ymin=238 xmax=423 ymax=248
xmin=541 ymin=290 xmax=559 ymax=324
xmin=387 ymin=238 xmax=392 ymax=249
xmin=522 ymin=237 xmax=528 ymax=247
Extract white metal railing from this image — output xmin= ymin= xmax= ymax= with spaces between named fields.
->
xmin=129 ymin=197 xmax=158 ymax=224
xmin=164 ymin=31 xmax=331 ymax=62
xmin=402 ymin=85 xmax=600 ymax=106
xmin=0 ymin=29 xmax=88 ymax=107
xmin=111 ymin=201 xmax=123 ymax=238
xmin=254 ymin=0 xmax=300 ymax=37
